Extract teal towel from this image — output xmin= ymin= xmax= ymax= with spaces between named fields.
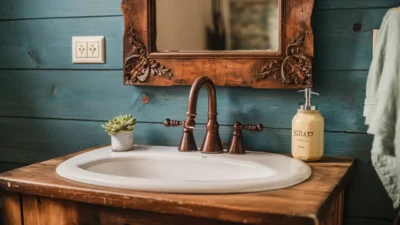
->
xmin=364 ymin=8 xmax=400 ymax=209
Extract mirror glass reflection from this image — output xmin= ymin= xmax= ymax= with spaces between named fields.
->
xmin=155 ymin=0 xmax=279 ymax=52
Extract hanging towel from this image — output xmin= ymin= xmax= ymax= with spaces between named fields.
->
xmin=364 ymin=7 xmax=400 ymax=209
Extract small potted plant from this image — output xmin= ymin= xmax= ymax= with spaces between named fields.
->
xmin=102 ymin=114 xmax=136 ymax=152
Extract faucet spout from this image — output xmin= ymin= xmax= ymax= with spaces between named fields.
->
xmin=184 ymin=76 xmax=223 ymax=154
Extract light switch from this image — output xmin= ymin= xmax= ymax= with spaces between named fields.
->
xmin=72 ymin=36 xmax=105 ymax=64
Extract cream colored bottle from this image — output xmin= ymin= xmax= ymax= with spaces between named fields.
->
xmin=292 ymin=88 xmax=324 ymax=161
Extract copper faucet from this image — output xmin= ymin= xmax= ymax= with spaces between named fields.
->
xmin=165 ymin=76 xmax=223 ymax=154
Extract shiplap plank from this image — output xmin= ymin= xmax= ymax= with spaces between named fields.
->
xmin=0 ymin=0 xmax=122 ymax=20
xmin=0 ymin=162 xmax=24 ymax=173
xmin=0 ymin=70 xmax=368 ymax=133
xmin=0 ymin=116 xmax=372 ymax=163
xmin=0 ymin=117 xmax=394 ymax=219
xmin=314 ymin=8 xmax=388 ymax=70
xmin=0 ymin=17 xmax=123 ymax=69
xmin=0 ymin=117 xmax=288 ymax=164
xmin=0 ymin=8 xmax=388 ymax=70
xmin=344 ymin=217 xmax=393 ymax=225
xmin=317 ymin=1 xmax=400 ymax=10
xmin=0 ymin=0 xmax=397 ymax=20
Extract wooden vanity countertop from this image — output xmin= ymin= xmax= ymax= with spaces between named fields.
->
xmin=0 ymin=146 xmax=355 ymax=225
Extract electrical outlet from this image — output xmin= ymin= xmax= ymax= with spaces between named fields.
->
xmin=72 ymin=36 xmax=105 ymax=64
xmin=88 ymin=41 xmax=99 ymax=58
xmin=76 ymin=41 xmax=87 ymax=58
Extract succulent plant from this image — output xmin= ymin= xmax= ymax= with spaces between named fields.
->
xmin=102 ymin=114 xmax=136 ymax=135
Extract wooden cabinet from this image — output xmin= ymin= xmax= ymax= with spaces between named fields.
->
xmin=14 ymin=195 xmax=234 ymax=225
xmin=0 ymin=147 xmax=354 ymax=225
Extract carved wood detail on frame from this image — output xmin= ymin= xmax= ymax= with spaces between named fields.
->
xmin=121 ymin=0 xmax=315 ymax=89
xmin=255 ymin=31 xmax=312 ymax=85
xmin=124 ymin=27 xmax=173 ymax=84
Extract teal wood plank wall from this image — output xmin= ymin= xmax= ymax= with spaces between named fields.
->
xmin=0 ymin=0 xmax=399 ymax=224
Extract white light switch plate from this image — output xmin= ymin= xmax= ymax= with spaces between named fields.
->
xmin=72 ymin=36 xmax=105 ymax=64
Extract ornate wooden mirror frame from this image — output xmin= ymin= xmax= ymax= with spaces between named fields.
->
xmin=121 ymin=0 xmax=314 ymax=89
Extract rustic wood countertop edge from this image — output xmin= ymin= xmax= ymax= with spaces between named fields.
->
xmin=0 ymin=146 xmax=356 ymax=225
xmin=314 ymin=158 xmax=356 ymax=222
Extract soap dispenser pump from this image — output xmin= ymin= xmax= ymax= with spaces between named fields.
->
xmin=292 ymin=88 xmax=324 ymax=161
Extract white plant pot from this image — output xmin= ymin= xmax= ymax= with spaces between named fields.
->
xmin=111 ymin=131 xmax=134 ymax=152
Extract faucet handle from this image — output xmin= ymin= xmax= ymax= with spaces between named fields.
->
xmin=164 ymin=119 xmax=184 ymax=127
xmin=164 ymin=118 xmax=198 ymax=152
xmin=228 ymin=122 xmax=264 ymax=155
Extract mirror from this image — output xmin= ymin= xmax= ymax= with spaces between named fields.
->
xmin=122 ymin=0 xmax=315 ymax=88
xmin=155 ymin=0 xmax=279 ymax=52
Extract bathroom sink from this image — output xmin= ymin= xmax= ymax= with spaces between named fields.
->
xmin=56 ymin=145 xmax=311 ymax=193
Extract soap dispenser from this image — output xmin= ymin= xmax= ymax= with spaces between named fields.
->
xmin=292 ymin=88 xmax=324 ymax=161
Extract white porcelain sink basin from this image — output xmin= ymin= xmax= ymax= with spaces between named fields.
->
xmin=56 ymin=145 xmax=311 ymax=193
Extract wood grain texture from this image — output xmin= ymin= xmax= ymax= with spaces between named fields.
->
xmin=22 ymin=194 xmax=239 ymax=225
xmin=0 ymin=70 xmax=368 ymax=132
xmin=0 ymin=164 xmax=25 ymax=215
xmin=0 ymin=0 xmax=397 ymax=224
xmin=344 ymin=217 xmax=393 ymax=225
xmin=6 ymin=193 xmax=382 ymax=225
xmin=320 ymin=190 xmax=344 ymax=225
xmin=313 ymin=8 xmax=389 ymax=71
xmin=0 ymin=117 xmax=370 ymax=165
xmin=0 ymin=0 xmax=122 ymax=20
xmin=0 ymin=147 xmax=355 ymax=225
xmin=0 ymin=163 xmax=24 ymax=174
xmin=0 ymin=8 xmax=387 ymax=71
xmin=121 ymin=0 xmax=314 ymax=88
xmin=316 ymin=0 xmax=400 ymax=10
xmin=2 ymin=192 xmax=22 ymax=225
xmin=0 ymin=17 xmax=123 ymax=69
xmin=19 ymin=193 xmax=346 ymax=225
xmin=0 ymin=0 xmax=396 ymax=21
